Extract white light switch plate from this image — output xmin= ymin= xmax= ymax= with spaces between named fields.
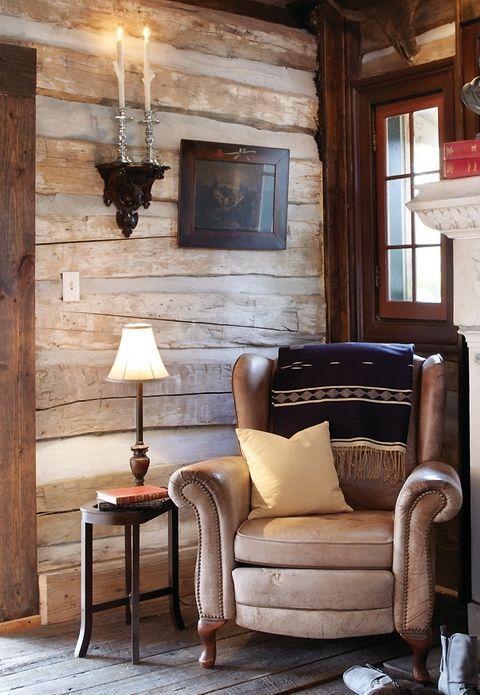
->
xmin=62 ymin=271 xmax=80 ymax=302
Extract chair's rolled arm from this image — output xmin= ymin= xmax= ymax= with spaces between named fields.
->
xmin=393 ymin=461 xmax=462 ymax=635
xmin=169 ymin=456 xmax=250 ymax=621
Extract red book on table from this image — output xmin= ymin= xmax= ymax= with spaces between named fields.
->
xmin=96 ymin=484 xmax=168 ymax=504
xmin=443 ymin=139 xmax=480 ymax=160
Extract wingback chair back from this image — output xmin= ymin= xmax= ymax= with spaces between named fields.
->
xmin=232 ymin=352 xmax=445 ymax=511
xmin=169 ymin=348 xmax=462 ymax=683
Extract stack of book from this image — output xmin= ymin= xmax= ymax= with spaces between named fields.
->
xmin=443 ymin=138 xmax=480 ymax=178
xmin=96 ymin=484 xmax=169 ymax=511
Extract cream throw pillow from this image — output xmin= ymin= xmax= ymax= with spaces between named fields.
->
xmin=236 ymin=422 xmax=352 ymax=520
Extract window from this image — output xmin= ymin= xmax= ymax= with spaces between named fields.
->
xmin=375 ymin=95 xmax=447 ymax=321
xmin=352 ymin=60 xmax=455 ymax=345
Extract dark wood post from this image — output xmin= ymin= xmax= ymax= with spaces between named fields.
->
xmin=315 ymin=3 xmax=361 ymax=343
xmin=0 ymin=43 xmax=37 ymax=621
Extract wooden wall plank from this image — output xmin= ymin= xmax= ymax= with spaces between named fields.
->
xmin=0 ymin=44 xmax=37 ymax=622
xmin=35 ymin=238 xmax=321 ymax=281
xmin=38 ymin=547 xmax=197 ymax=624
xmin=31 ymin=44 xmax=316 ymax=132
xmin=37 ymin=508 xmax=197 ymax=560
xmin=36 ymin=291 xmax=320 ymax=336
xmin=36 ymin=392 xmax=235 ymax=439
xmin=0 ymin=0 xmax=316 ymax=70
xmin=35 ymin=213 xmax=319 ymax=244
xmin=35 ymin=136 xmax=321 ymax=203
xmin=36 ymin=467 xmax=190 ymax=513
xmin=36 ymin=360 xmax=233 ymax=408
xmin=35 ymin=317 xmax=323 ymax=352
xmin=35 ymin=212 xmax=176 ymax=243
xmin=36 ymin=428 xmax=242 ymax=489
xmin=36 ymin=97 xmax=318 ymax=159
xmin=0 ymin=17 xmax=315 ymax=95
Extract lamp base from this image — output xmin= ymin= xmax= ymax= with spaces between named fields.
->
xmin=130 ymin=443 xmax=150 ymax=486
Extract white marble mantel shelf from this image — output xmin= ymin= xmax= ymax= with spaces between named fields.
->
xmin=408 ymin=176 xmax=480 ymax=239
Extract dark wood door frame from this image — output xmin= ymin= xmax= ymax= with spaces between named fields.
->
xmin=0 ymin=43 xmax=37 ymax=622
xmin=351 ymin=59 xmax=457 ymax=347
xmin=315 ymin=2 xmax=361 ymax=343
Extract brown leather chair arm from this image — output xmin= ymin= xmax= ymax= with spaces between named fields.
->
xmin=393 ymin=461 xmax=462 ymax=635
xmin=168 ymin=456 xmax=251 ymax=621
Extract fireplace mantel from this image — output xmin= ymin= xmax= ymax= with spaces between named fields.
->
xmin=408 ymin=175 xmax=480 ymax=630
xmin=408 ymin=177 xmax=480 ymax=239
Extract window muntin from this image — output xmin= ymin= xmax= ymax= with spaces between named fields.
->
xmin=376 ymin=94 xmax=446 ymax=321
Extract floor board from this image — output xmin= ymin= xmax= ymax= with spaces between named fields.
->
xmin=0 ymin=594 xmax=467 ymax=694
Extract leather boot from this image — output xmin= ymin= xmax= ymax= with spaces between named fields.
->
xmin=343 ymin=664 xmax=434 ymax=694
xmin=438 ymin=625 xmax=479 ymax=695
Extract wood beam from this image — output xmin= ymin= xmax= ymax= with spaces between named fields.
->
xmin=315 ymin=4 xmax=361 ymax=342
xmin=0 ymin=42 xmax=37 ymax=622
xmin=167 ymin=0 xmax=300 ymax=27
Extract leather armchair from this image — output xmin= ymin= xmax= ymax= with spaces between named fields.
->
xmin=169 ymin=352 xmax=462 ymax=682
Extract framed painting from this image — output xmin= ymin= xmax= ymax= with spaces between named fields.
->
xmin=178 ymin=139 xmax=290 ymax=250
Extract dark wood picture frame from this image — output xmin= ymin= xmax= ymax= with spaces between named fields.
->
xmin=178 ymin=139 xmax=289 ymax=250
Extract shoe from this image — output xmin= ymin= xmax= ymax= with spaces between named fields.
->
xmin=343 ymin=664 xmax=435 ymax=694
xmin=438 ymin=625 xmax=479 ymax=695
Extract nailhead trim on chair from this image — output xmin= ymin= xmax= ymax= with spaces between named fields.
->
xmin=176 ymin=478 xmax=225 ymax=620
xmin=401 ymin=488 xmax=447 ymax=633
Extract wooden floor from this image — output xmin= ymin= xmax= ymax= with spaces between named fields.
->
xmin=0 ymin=595 xmax=467 ymax=694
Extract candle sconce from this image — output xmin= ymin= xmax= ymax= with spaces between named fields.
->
xmin=96 ymin=160 xmax=169 ymax=238
xmin=99 ymin=26 xmax=168 ymax=237
xmin=96 ymin=107 xmax=169 ymax=238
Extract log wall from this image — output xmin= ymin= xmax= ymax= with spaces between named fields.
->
xmin=0 ymin=1 xmax=323 ymax=622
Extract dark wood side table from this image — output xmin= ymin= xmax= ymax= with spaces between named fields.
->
xmin=74 ymin=497 xmax=184 ymax=664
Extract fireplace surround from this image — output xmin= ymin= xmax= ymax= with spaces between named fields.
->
xmin=408 ymin=176 xmax=480 ymax=630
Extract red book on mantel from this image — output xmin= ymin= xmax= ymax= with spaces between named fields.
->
xmin=96 ymin=484 xmax=168 ymax=504
xmin=443 ymin=139 xmax=480 ymax=160
xmin=443 ymin=158 xmax=480 ymax=178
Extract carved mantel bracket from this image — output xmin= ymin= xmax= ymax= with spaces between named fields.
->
xmin=407 ymin=177 xmax=480 ymax=240
xmin=96 ymin=161 xmax=169 ymax=238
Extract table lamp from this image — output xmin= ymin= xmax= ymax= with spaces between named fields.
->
xmin=107 ymin=322 xmax=169 ymax=485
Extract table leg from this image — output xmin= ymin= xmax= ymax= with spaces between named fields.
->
xmin=75 ymin=519 xmax=93 ymax=657
xmin=124 ymin=524 xmax=132 ymax=625
xmin=131 ymin=523 xmax=141 ymax=664
xmin=168 ymin=505 xmax=185 ymax=630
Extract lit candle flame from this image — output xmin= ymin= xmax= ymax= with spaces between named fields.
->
xmin=143 ymin=26 xmax=150 ymax=41
xmin=117 ymin=26 xmax=123 ymax=41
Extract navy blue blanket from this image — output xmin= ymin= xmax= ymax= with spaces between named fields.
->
xmin=271 ymin=343 xmax=414 ymax=482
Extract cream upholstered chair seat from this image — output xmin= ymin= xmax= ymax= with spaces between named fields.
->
xmin=169 ymin=347 xmax=462 ymax=683
xmin=234 ymin=511 xmax=394 ymax=569
xmin=233 ymin=511 xmax=395 ymax=640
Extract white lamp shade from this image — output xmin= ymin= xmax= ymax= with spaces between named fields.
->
xmin=107 ymin=323 xmax=169 ymax=382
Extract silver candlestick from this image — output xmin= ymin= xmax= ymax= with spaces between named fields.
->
xmin=141 ymin=110 xmax=160 ymax=165
xmin=114 ymin=108 xmax=133 ymax=163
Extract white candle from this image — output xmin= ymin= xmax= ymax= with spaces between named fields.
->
xmin=114 ymin=26 xmax=125 ymax=109
xmin=143 ymin=26 xmax=152 ymax=112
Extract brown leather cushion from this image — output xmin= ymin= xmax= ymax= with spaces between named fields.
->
xmin=234 ymin=510 xmax=393 ymax=570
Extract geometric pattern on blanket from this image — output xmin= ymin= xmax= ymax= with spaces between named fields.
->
xmin=271 ymin=342 xmax=415 ymax=483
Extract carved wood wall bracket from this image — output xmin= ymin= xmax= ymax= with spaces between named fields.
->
xmin=324 ymin=0 xmax=422 ymax=62
xmin=96 ymin=161 xmax=169 ymax=238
